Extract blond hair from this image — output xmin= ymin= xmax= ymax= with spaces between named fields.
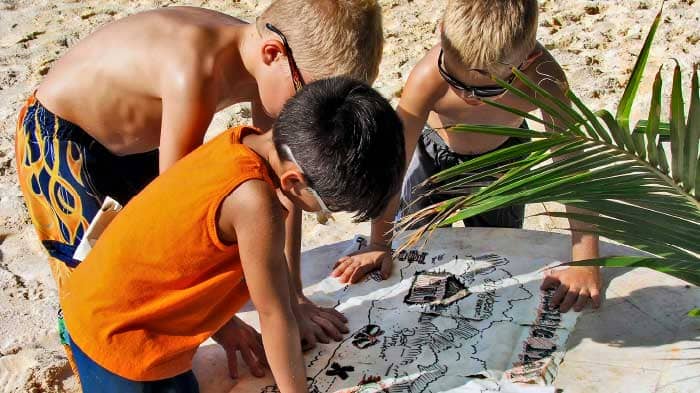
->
xmin=256 ymin=0 xmax=383 ymax=83
xmin=442 ymin=0 xmax=538 ymax=73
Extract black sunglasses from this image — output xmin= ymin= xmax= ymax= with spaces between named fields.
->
xmin=265 ymin=23 xmax=306 ymax=92
xmin=437 ymin=49 xmax=522 ymax=98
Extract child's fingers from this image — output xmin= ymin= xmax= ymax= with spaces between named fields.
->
xmin=312 ymin=324 xmax=331 ymax=344
xmin=311 ymin=315 xmax=343 ymax=341
xmin=317 ymin=310 xmax=348 ymax=333
xmin=301 ymin=334 xmax=316 ymax=352
xmin=334 ymin=256 xmax=350 ymax=269
xmin=323 ymin=307 xmax=348 ymax=323
xmin=573 ymin=291 xmax=590 ymax=312
xmin=540 ymin=274 xmax=560 ymax=290
xmin=558 ymin=290 xmax=579 ymax=313
xmin=253 ymin=339 xmax=269 ymax=368
xmin=550 ymin=284 xmax=568 ymax=307
xmin=246 ymin=333 xmax=269 ymax=368
xmin=241 ymin=346 xmax=265 ymax=378
xmin=332 ymin=259 xmax=353 ymax=277
xmin=349 ymin=264 xmax=374 ymax=283
xmin=339 ymin=261 xmax=360 ymax=283
xmin=591 ymin=291 xmax=602 ymax=308
xmin=227 ymin=349 xmax=239 ymax=379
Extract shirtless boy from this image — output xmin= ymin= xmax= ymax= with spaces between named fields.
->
xmin=333 ymin=0 xmax=603 ymax=314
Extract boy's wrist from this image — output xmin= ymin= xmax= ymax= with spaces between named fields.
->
xmin=368 ymin=239 xmax=392 ymax=250
xmin=370 ymin=220 xmax=394 ymax=248
xmin=571 ymin=232 xmax=599 ymax=262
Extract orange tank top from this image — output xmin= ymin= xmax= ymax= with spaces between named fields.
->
xmin=62 ymin=126 xmax=273 ymax=381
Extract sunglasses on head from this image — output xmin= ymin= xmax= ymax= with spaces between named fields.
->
xmin=279 ymin=144 xmax=334 ymax=224
xmin=437 ymin=48 xmax=525 ymax=99
xmin=265 ymin=23 xmax=306 ymax=92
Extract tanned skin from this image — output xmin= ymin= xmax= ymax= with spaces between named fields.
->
xmin=334 ymin=43 xmax=602 ymax=313
xmin=36 ymin=6 xmax=346 ymax=378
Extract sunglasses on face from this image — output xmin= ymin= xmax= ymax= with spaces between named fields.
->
xmin=437 ymin=49 xmax=524 ymax=99
xmin=265 ymin=23 xmax=306 ymax=92
xmin=280 ymin=144 xmax=335 ymax=224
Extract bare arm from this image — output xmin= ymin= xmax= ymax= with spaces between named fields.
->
xmin=257 ymin=98 xmax=349 ymax=347
xmin=370 ymin=103 xmax=430 ymax=246
xmin=277 ymin=190 xmax=349 ymax=348
xmin=220 ymin=180 xmax=307 ymax=393
xmin=534 ymin=48 xmax=601 ymax=312
xmin=333 ymin=54 xmax=441 ymax=283
xmin=159 ymin=72 xmax=217 ymax=173
xmin=536 ymin=50 xmax=600 ymax=260
xmin=277 ymin=191 xmax=303 ymax=294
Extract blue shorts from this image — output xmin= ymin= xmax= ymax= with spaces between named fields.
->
xmin=69 ymin=336 xmax=200 ymax=393
xmin=16 ymin=94 xmax=159 ymax=268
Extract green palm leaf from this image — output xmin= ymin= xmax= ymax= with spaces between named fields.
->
xmin=685 ymin=67 xmax=699 ymax=193
xmin=397 ymin=4 xmax=700 ymax=312
xmin=670 ymin=60 xmax=687 ymax=183
xmin=567 ymin=256 xmax=700 ymax=286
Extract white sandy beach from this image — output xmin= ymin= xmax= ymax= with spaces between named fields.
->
xmin=0 ymin=1 xmax=698 ymax=392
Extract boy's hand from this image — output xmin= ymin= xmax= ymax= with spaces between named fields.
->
xmin=541 ymin=266 xmax=602 ymax=313
xmin=295 ymin=296 xmax=348 ymax=350
xmin=212 ymin=316 xmax=268 ymax=379
xmin=332 ymin=244 xmax=393 ymax=284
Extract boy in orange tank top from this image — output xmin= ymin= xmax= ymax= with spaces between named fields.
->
xmin=61 ymin=77 xmax=405 ymax=392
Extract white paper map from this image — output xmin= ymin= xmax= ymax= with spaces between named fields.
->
xmin=234 ymin=235 xmax=578 ymax=393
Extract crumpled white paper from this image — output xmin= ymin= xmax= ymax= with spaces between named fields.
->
xmin=234 ymin=235 xmax=576 ymax=393
xmin=72 ymin=196 xmax=122 ymax=261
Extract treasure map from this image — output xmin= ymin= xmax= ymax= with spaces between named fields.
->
xmin=233 ymin=235 xmax=578 ymax=393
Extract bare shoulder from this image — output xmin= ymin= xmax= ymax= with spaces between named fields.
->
xmin=396 ymin=45 xmax=447 ymax=147
xmin=401 ymin=45 xmax=448 ymax=112
xmin=217 ymin=179 xmax=284 ymax=244
xmin=524 ymin=42 xmax=569 ymax=99
xmin=117 ymin=8 xmax=239 ymax=87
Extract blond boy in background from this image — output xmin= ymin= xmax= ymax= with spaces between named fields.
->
xmin=334 ymin=0 xmax=603 ymax=314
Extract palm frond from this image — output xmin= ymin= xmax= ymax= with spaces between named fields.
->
xmin=685 ymin=67 xmax=699 ymax=194
xmin=396 ymin=4 xmax=700 ymax=303
xmin=567 ymin=256 xmax=700 ymax=286
xmin=670 ymin=60 xmax=687 ymax=184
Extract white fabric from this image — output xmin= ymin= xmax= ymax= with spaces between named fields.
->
xmin=72 ymin=196 xmax=122 ymax=261
xmin=233 ymin=234 xmax=577 ymax=393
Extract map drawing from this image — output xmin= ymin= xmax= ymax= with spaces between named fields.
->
xmin=235 ymin=236 xmax=577 ymax=393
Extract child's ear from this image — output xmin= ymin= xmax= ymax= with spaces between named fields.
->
xmin=261 ymin=40 xmax=285 ymax=66
xmin=278 ymin=170 xmax=307 ymax=196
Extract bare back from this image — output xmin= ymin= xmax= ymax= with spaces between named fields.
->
xmin=36 ymin=7 xmax=251 ymax=155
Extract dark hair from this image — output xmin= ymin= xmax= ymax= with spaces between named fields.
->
xmin=273 ymin=77 xmax=405 ymax=222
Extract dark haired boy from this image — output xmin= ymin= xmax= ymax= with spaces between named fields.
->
xmin=60 ymin=77 xmax=404 ymax=392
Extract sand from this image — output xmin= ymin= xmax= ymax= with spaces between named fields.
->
xmin=0 ymin=1 xmax=698 ymax=392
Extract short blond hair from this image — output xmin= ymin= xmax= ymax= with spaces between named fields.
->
xmin=256 ymin=0 xmax=383 ymax=83
xmin=442 ymin=0 xmax=538 ymax=73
